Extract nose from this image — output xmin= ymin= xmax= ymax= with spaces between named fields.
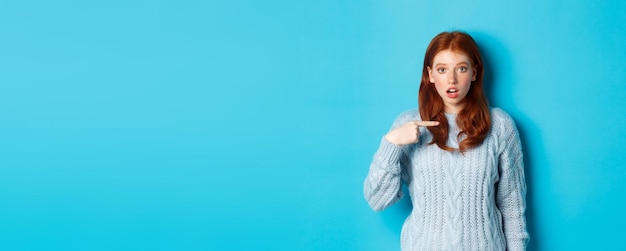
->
xmin=448 ymin=71 xmax=458 ymax=84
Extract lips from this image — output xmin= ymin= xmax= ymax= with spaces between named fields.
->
xmin=446 ymin=88 xmax=459 ymax=98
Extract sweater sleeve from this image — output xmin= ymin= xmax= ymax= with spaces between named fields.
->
xmin=363 ymin=110 xmax=415 ymax=211
xmin=363 ymin=138 xmax=407 ymax=211
xmin=494 ymin=110 xmax=529 ymax=250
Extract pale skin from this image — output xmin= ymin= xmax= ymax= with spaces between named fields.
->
xmin=385 ymin=50 xmax=476 ymax=146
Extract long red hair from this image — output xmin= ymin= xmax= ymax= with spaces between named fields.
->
xmin=418 ymin=31 xmax=491 ymax=153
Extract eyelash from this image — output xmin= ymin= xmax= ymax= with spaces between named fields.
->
xmin=437 ymin=66 xmax=468 ymax=73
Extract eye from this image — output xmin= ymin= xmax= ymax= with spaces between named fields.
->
xmin=437 ymin=67 xmax=446 ymax=73
xmin=457 ymin=66 xmax=468 ymax=72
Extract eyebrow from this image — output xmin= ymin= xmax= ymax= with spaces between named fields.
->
xmin=434 ymin=62 xmax=470 ymax=67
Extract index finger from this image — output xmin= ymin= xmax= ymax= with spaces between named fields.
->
xmin=414 ymin=120 xmax=440 ymax=127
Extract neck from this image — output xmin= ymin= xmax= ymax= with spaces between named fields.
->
xmin=444 ymin=104 xmax=464 ymax=114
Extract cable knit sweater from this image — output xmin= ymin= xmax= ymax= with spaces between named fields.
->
xmin=364 ymin=108 xmax=528 ymax=251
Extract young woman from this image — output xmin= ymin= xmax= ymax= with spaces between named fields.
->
xmin=364 ymin=31 xmax=528 ymax=250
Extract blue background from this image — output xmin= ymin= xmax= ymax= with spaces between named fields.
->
xmin=1 ymin=1 xmax=625 ymax=250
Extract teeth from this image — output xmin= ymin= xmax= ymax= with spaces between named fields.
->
xmin=447 ymin=89 xmax=458 ymax=93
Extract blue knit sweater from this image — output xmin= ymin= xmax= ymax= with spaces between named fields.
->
xmin=364 ymin=108 xmax=528 ymax=251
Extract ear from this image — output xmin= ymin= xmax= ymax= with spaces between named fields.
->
xmin=471 ymin=67 xmax=477 ymax=81
xmin=427 ymin=66 xmax=434 ymax=83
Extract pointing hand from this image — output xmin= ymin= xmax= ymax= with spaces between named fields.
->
xmin=384 ymin=121 xmax=440 ymax=146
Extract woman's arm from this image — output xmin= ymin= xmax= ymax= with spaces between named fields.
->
xmin=363 ymin=138 xmax=407 ymax=211
xmin=364 ymin=109 xmax=434 ymax=211
xmin=495 ymin=112 xmax=529 ymax=250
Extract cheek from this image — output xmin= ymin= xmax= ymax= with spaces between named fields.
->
xmin=432 ymin=74 xmax=447 ymax=85
xmin=432 ymin=78 xmax=446 ymax=90
xmin=459 ymin=75 xmax=473 ymax=89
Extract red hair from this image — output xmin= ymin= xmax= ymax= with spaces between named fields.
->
xmin=418 ymin=31 xmax=491 ymax=153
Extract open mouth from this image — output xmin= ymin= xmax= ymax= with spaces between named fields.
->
xmin=446 ymin=88 xmax=460 ymax=98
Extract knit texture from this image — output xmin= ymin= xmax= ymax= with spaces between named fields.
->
xmin=364 ymin=108 xmax=528 ymax=251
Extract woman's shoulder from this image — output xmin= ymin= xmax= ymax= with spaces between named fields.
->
xmin=390 ymin=108 xmax=420 ymax=129
xmin=396 ymin=108 xmax=420 ymax=121
xmin=490 ymin=107 xmax=519 ymax=135
xmin=490 ymin=107 xmax=515 ymax=123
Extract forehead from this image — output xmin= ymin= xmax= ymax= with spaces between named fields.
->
xmin=432 ymin=50 xmax=471 ymax=65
